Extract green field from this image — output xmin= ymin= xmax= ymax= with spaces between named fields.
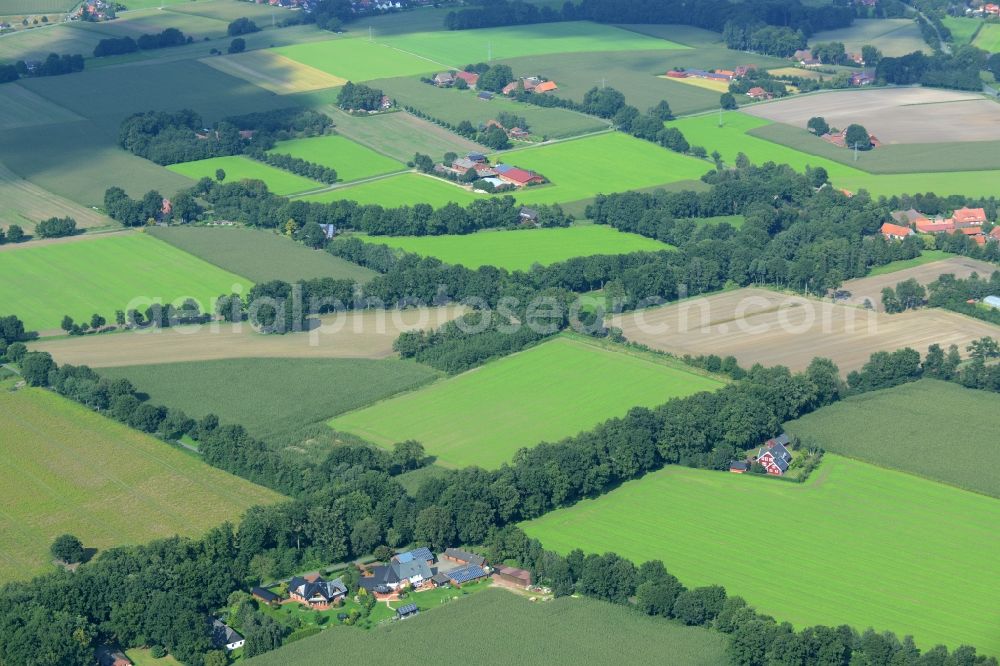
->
xmin=276 ymin=37 xmax=443 ymax=82
xmin=246 ymin=589 xmax=727 ymax=666
xmin=269 ymin=134 xmax=406 ymax=182
xmin=380 ymin=21 xmax=689 ymax=65
xmin=785 ymin=380 xmax=1000 ymax=497
xmin=167 ymin=155 xmax=324 ymax=195
xmin=865 ymin=250 xmax=953 ymax=276
xmin=100 ymin=357 xmax=439 ymax=445
xmin=357 ymin=225 xmax=672 ymax=271
xmin=301 ymin=172 xmax=479 ymax=206
xmin=942 ymin=16 xmax=983 ymax=45
xmin=0 ymin=387 xmax=283 ymax=583
xmin=522 ymin=454 xmax=1000 ymax=654
xmin=148 ymin=226 xmax=377 ymax=283
xmin=974 ymin=22 xmax=1000 ymax=52
xmin=0 ymin=0 xmax=73 ymax=13
xmin=330 ymin=336 xmax=724 ymax=468
xmin=320 ymin=108 xmax=484 ymax=163
xmin=0 ymin=232 xmax=252 ymax=330
xmin=0 ymin=83 xmax=82 ymax=131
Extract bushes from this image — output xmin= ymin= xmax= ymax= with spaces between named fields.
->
xmin=337 ymin=81 xmax=385 ymax=112
xmin=94 ymin=28 xmax=188 ymax=57
xmin=227 ymin=17 xmax=259 ymax=36
xmin=250 ymin=150 xmax=338 ymax=183
xmin=34 ymin=217 xmax=77 ymax=239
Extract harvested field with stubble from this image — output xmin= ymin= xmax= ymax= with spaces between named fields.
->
xmin=742 ymin=88 xmax=1000 ymax=144
xmin=31 ymin=305 xmax=467 ymax=367
xmin=808 ymin=18 xmax=927 ymax=56
xmin=610 ymin=287 xmax=1000 ymax=373
xmin=200 ymin=50 xmax=347 ymax=95
xmin=0 ymin=161 xmax=113 ymax=231
xmin=838 ymin=256 xmax=999 ymax=311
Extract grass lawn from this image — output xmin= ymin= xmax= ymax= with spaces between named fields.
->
xmin=246 ymin=588 xmax=727 ymax=666
xmin=380 ymin=21 xmax=689 ymax=65
xmin=521 ymin=454 xmax=1000 ymax=654
xmin=329 ymin=335 xmax=724 ymax=468
xmin=974 ymin=21 xmax=1000 ymax=52
xmin=942 ymin=16 xmax=983 ymax=45
xmin=319 ymin=108 xmax=483 ymax=164
xmin=300 ymin=172 xmax=479 ymax=207
xmin=275 ymin=38 xmax=443 ymax=82
xmin=147 ymin=225 xmax=377 ymax=283
xmin=269 ymin=134 xmax=406 ymax=183
xmin=99 ymin=357 xmax=439 ymax=445
xmin=167 ymin=155 xmax=324 ymax=196
xmin=865 ymin=250 xmax=953 ymax=276
xmin=0 ymin=232 xmax=252 ymax=331
xmin=125 ymin=648 xmax=184 ymax=666
xmin=356 ymin=225 xmax=672 ymax=271
xmin=0 ymin=387 xmax=283 ymax=583
xmin=784 ymin=379 xmax=1000 ymax=497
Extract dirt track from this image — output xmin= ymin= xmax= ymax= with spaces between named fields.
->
xmin=31 ymin=306 xmax=465 ymax=367
xmin=838 ymin=257 xmax=998 ymax=311
xmin=611 ymin=288 xmax=999 ymax=373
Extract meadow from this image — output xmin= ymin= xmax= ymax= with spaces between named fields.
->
xmin=808 ymin=18 xmax=927 ymax=56
xmin=974 ymin=21 xmax=1000 ymax=52
xmin=200 ymin=50 xmax=347 ymax=95
xmin=147 ymin=225 xmax=377 ymax=283
xmin=0 ymin=232 xmax=252 ymax=331
xmin=321 ymin=108 xmax=483 ymax=163
xmin=275 ymin=38 xmax=442 ymax=82
xmin=100 ymin=357 xmax=439 ymax=445
xmin=356 ymin=225 xmax=672 ymax=271
xmin=0 ymin=0 xmax=72 ymax=13
xmin=329 ymin=336 xmax=724 ymax=468
xmin=167 ymin=155 xmax=324 ymax=195
xmin=0 ymin=387 xmax=283 ymax=583
xmin=245 ymin=589 xmax=727 ymax=666
xmin=269 ymin=134 xmax=406 ymax=182
xmin=785 ymin=379 xmax=1000 ymax=497
xmin=521 ymin=454 xmax=1000 ymax=654
xmin=301 ymin=172 xmax=479 ymax=206
xmin=942 ymin=16 xmax=983 ymax=45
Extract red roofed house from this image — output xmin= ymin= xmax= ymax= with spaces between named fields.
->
xmin=747 ymin=87 xmax=773 ymax=100
xmin=916 ymin=218 xmax=954 ymax=234
xmin=984 ymin=3 xmax=1000 ymax=15
xmin=991 ymin=227 xmax=1000 ymax=242
xmin=715 ymin=69 xmax=735 ymax=80
xmin=734 ymin=64 xmax=756 ymax=78
xmin=960 ymin=226 xmax=984 ymax=236
xmin=502 ymin=81 xmax=519 ymax=95
xmin=881 ymin=222 xmax=914 ymax=240
xmin=950 ymin=207 xmax=987 ymax=228
xmin=533 ymin=80 xmax=558 ymax=93
xmin=666 ymin=70 xmax=688 ymax=78
xmin=498 ymin=167 xmax=545 ymax=187
xmin=455 ymin=70 xmax=479 ymax=88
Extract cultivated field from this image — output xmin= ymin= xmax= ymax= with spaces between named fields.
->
xmin=246 ymin=589 xmax=727 ymax=666
xmin=325 ymin=108 xmax=483 ymax=163
xmin=275 ymin=38 xmax=443 ymax=82
xmin=269 ymin=134 xmax=405 ymax=182
xmin=785 ymin=379 xmax=1000 ymax=497
xmin=147 ymin=226 xmax=377 ymax=283
xmin=200 ymin=50 xmax=347 ymax=95
xmin=31 ymin=305 xmax=467 ymax=366
xmin=0 ymin=387 xmax=283 ymax=583
xmin=610 ymin=287 xmax=1000 ymax=373
xmin=300 ymin=172 xmax=479 ymax=206
xmin=521 ymin=454 xmax=1000 ymax=654
xmin=974 ymin=22 xmax=1000 ymax=52
xmin=380 ymin=21 xmax=689 ymax=65
xmin=329 ymin=336 xmax=724 ymax=468
xmin=660 ymin=74 xmax=730 ymax=92
xmin=167 ymin=155 xmax=324 ymax=195
xmin=0 ymin=83 xmax=82 ymax=130
xmin=0 ymin=232 xmax=252 ymax=331
xmin=0 ymin=161 xmax=113 ymax=232
xmin=808 ymin=18 xmax=927 ymax=56
xmin=838 ymin=256 xmax=999 ymax=311
xmin=100 ymin=357 xmax=439 ymax=444
xmin=357 ymin=225 xmax=672 ymax=271
xmin=0 ymin=0 xmax=73 ymax=13
xmin=742 ymin=88 xmax=1000 ymax=144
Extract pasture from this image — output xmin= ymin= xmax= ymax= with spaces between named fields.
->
xmin=0 ymin=232 xmax=252 ymax=331
xmin=147 ymin=226 xmax=377 ymax=283
xmin=324 ymin=108 xmax=483 ymax=163
xmin=200 ymin=50 xmax=347 ymax=95
xmin=275 ymin=38 xmax=442 ymax=82
xmin=0 ymin=0 xmax=73 ymax=13
xmin=100 ymin=357 xmax=439 ymax=445
xmin=0 ymin=161 xmax=113 ymax=232
xmin=785 ymin=379 xmax=1000 ymax=497
xmin=269 ymin=134 xmax=405 ymax=182
xmin=974 ymin=21 xmax=1000 ymax=52
xmin=942 ymin=16 xmax=983 ymax=45
xmin=610 ymin=287 xmax=1000 ymax=373
xmin=0 ymin=387 xmax=283 ymax=583
xmin=329 ymin=336 xmax=724 ymax=468
xmin=838 ymin=255 xmax=997 ymax=310
xmin=301 ymin=172 xmax=479 ymax=207
xmin=380 ymin=21 xmax=689 ymax=65
xmin=521 ymin=454 xmax=1000 ymax=654
xmin=167 ymin=155 xmax=324 ymax=195
xmin=31 ymin=305 xmax=467 ymax=366
xmin=357 ymin=225 xmax=672 ymax=271
xmin=246 ymin=589 xmax=727 ymax=666
xmin=808 ymin=18 xmax=927 ymax=56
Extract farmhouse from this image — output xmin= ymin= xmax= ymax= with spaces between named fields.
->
xmin=496 ymin=166 xmax=546 ymax=187
xmin=477 ymin=91 xmax=495 ymax=101
xmin=509 ymin=127 xmax=530 ymax=139
xmin=97 ymin=647 xmax=133 ymax=666
xmin=359 ymin=547 xmax=435 ymax=596
xmin=950 ymin=207 xmax=987 ymax=227
xmin=519 ymin=206 xmax=540 ymax=224
xmin=211 ymin=619 xmax=245 ymax=651
xmin=916 ymin=218 xmax=955 ymax=234
xmin=747 ymin=87 xmax=773 ymax=100
xmin=433 ymin=72 xmax=455 ymax=87
xmin=881 ymin=222 xmax=915 ymax=240
xmin=493 ymin=565 xmax=532 ymax=589
xmin=824 ymin=128 xmax=880 ymax=149
xmin=534 ymin=80 xmax=558 ymax=93
xmin=729 ymin=460 xmax=750 ymax=474
xmin=441 ymin=547 xmax=487 ymax=567
xmin=288 ymin=573 xmax=348 ymax=609
xmin=991 ymin=227 xmax=1000 ymax=242
xmin=851 ymin=72 xmax=875 ymax=87
xmin=757 ymin=433 xmax=793 ymax=476
xmin=455 ymin=70 xmax=479 ymax=88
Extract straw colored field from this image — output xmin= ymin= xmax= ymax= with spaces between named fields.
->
xmin=0 ymin=161 xmax=113 ymax=232
xmin=357 ymin=225 xmax=672 ymax=271
xmin=324 ymin=108 xmax=483 ymax=163
xmin=809 ymin=18 xmax=927 ymax=56
xmin=610 ymin=287 xmax=1000 ymax=373
xmin=146 ymin=226 xmax=377 ymax=283
xmin=275 ymin=38 xmax=442 ymax=82
xmin=0 ymin=387 xmax=283 ymax=583
xmin=100 ymin=357 xmax=439 ymax=445
xmin=245 ymin=589 xmax=727 ymax=666
xmin=167 ymin=155 xmax=324 ymax=195
xmin=0 ymin=83 xmax=82 ymax=130
xmin=200 ymin=50 xmax=347 ymax=95
xmin=329 ymin=336 xmax=724 ymax=468
xmin=521 ymin=454 xmax=1000 ymax=654
xmin=0 ymin=232 xmax=252 ymax=331
xmin=974 ymin=21 xmax=1000 ymax=52
xmin=380 ymin=21 xmax=689 ymax=65
xmin=660 ymin=75 xmax=730 ymax=92
xmin=269 ymin=134 xmax=405 ymax=182
xmin=32 ymin=305 xmax=466 ymax=366
xmin=785 ymin=379 xmax=1000 ymax=497
xmin=837 ymin=256 xmax=998 ymax=311
xmin=300 ymin=172 xmax=478 ymax=207
xmin=766 ymin=66 xmax=828 ymax=80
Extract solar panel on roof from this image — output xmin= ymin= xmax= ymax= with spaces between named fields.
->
xmin=397 ymin=552 xmax=413 ymax=563
xmin=449 ymin=565 xmax=486 ymax=584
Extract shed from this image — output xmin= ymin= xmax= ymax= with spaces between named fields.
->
xmin=494 ymin=565 xmax=532 ymax=588
xmin=442 ymin=548 xmax=487 ymax=567
xmin=396 ymin=603 xmax=419 ymax=619
xmin=251 ymin=586 xmax=280 ymax=604
xmin=477 ymin=91 xmax=494 ymax=101
xmin=729 ymin=461 xmax=749 ymax=474
xmin=448 ymin=564 xmax=487 ymax=585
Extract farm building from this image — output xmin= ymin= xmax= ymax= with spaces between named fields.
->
xmin=445 ymin=564 xmax=488 ymax=586
xmin=729 ymin=461 xmax=749 ymax=474
xmin=455 ymin=70 xmax=479 ymax=87
xmin=991 ymin=227 xmax=1000 ymax=242
xmin=880 ymin=222 xmax=914 ymax=240
xmin=288 ymin=574 xmax=348 ymax=609
xmin=211 ymin=619 xmax=245 ymax=651
xmin=851 ymin=72 xmax=875 ymax=87
xmin=359 ymin=547 xmax=435 ymax=596
xmin=497 ymin=167 xmax=546 ymax=187
xmin=441 ymin=548 xmax=487 ymax=567
xmin=984 ymin=295 xmax=1000 ymax=309
xmin=251 ymin=586 xmax=280 ymax=604
xmin=493 ymin=565 xmax=532 ymax=589
xmin=534 ymin=80 xmax=558 ymax=93
xmin=951 ymin=207 xmax=987 ymax=227
xmin=509 ymin=127 xmax=530 ymax=139
xmin=757 ymin=434 xmax=793 ymax=476
xmin=477 ymin=91 xmax=495 ymax=101
xmin=433 ymin=72 xmax=456 ymax=87
xmin=916 ymin=218 xmax=955 ymax=234
xmin=747 ymin=87 xmax=773 ymax=100
xmin=97 ymin=647 xmax=133 ymax=666
xmin=396 ymin=603 xmax=419 ymax=619
xmin=519 ymin=207 xmax=540 ymax=224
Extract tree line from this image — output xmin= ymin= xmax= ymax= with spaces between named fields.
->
xmin=402 ymin=104 xmax=511 ymax=150
xmin=876 ymin=46 xmax=989 ymax=91
xmin=248 ymin=150 xmax=338 ymax=184
xmin=0 ymin=52 xmax=84 ymax=85
xmin=93 ymin=27 xmax=191 ymax=57
xmin=336 ymin=81 xmax=386 ymax=112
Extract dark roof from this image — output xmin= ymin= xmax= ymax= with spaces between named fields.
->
xmin=289 ymin=575 xmax=347 ymax=602
xmin=729 ymin=461 xmax=749 ymax=471
xmin=442 ymin=548 xmax=486 ymax=566
xmin=396 ymin=603 xmax=419 ymax=616
xmin=431 ymin=572 xmax=451 ymax=585
xmin=477 ymin=91 xmax=494 ymax=99
xmin=251 ymin=586 xmax=279 ymax=603
xmin=211 ymin=619 xmax=244 ymax=648
xmin=401 ymin=546 xmax=434 ymax=563
xmin=519 ymin=207 xmax=539 ymax=220
xmin=448 ymin=564 xmax=487 ymax=584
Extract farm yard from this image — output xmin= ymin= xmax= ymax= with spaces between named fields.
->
xmin=0 ymin=387 xmax=283 ymax=583
xmin=521 ymin=454 xmax=1000 ymax=655
xmin=167 ymin=155 xmax=325 ymax=196
xmin=785 ymin=380 xmax=1000 ymax=497
xmin=268 ymin=134 xmax=406 ymax=183
xmin=0 ymin=232 xmax=252 ymax=331
xmin=610 ymin=287 xmax=1000 ymax=373
xmin=31 ymin=305 xmax=467 ymax=366
xmin=329 ymin=335 xmax=724 ymax=468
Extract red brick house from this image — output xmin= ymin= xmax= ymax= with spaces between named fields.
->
xmin=916 ymin=218 xmax=954 ymax=234
xmin=497 ymin=167 xmax=545 ymax=187
xmin=493 ymin=565 xmax=532 ymax=589
xmin=288 ymin=573 xmax=347 ymax=610
xmin=756 ymin=434 xmax=792 ymax=476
